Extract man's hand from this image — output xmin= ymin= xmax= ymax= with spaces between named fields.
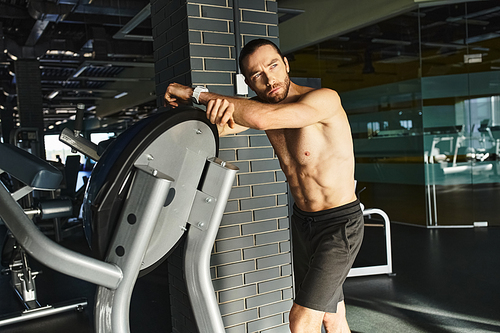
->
xmin=164 ymin=83 xmax=193 ymax=107
xmin=206 ymin=98 xmax=236 ymax=129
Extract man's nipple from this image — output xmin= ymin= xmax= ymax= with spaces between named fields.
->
xmin=305 ymin=151 xmax=311 ymax=156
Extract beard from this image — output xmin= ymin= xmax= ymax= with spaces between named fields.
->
xmin=260 ymin=75 xmax=291 ymax=104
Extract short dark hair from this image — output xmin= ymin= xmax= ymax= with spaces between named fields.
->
xmin=239 ymin=39 xmax=284 ymax=78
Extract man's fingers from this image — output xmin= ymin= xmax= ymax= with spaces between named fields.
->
xmin=220 ymin=101 xmax=234 ymax=126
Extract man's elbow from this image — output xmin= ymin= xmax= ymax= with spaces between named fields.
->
xmin=250 ymin=118 xmax=269 ymax=131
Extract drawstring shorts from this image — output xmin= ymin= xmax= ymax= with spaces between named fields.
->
xmin=291 ymin=199 xmax=364 ymax=313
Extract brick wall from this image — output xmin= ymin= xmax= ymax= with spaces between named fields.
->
xmin=151 ymin=0 xmax=292 ymax=332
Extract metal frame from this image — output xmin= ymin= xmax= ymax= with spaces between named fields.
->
xmin=347 ymin=208 xmax=393 ymax=278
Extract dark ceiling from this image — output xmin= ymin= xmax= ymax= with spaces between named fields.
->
xmin=1 ymin=1 xmax=499 ymax=135
xmin=0 ymin=0 xmax=156 ymax=134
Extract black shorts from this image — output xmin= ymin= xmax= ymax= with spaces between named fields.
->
xmin=291 ymin=199 xmax=364 ymax=313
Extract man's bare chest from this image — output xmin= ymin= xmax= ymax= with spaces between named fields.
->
xmin=266 ymin=127 xmax=327 ymax=166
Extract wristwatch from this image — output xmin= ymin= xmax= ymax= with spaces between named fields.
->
xmin=192 ymin=86 xmax=209 ymax=104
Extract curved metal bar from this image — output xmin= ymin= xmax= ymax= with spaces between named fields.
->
xmin=0 ymin=183 xmax=123 ymax=289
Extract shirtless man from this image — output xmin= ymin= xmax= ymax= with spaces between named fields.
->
xmin=164 ymin=39 xmax=364 ymax=333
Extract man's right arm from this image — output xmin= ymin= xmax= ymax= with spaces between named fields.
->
xmin=164 ymin=83 xmax=249 ymax=136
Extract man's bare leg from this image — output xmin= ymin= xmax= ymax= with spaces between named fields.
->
xmin=289 ymin=301 xmax=351 ymax=333
xmin=289 ymin=303 xmax=324 ymax=333
xmin=323 ymin=301 xmax=351 ymax=333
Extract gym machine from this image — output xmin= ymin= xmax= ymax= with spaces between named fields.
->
xmin=0 ymin=106 xmax=238 ymax=332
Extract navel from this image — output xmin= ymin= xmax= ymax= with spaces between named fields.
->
xmin=304 ymin=151 xmax=311 ymax=156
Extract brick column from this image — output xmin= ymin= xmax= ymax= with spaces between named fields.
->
xmin=14 ymin=59 xmax=45 ymax=158
xmin=151 ymin=1 xmax=291 ymax=332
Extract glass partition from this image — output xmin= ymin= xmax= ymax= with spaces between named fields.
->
xmin=288 ymin=1 xmax=500 ymax=227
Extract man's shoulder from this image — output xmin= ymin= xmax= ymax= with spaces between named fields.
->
xmin=298 ymin=87 xmax=342 ymax=112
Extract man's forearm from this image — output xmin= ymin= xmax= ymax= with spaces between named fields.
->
xmin=199 ymin=91 xmax=270 ymax=129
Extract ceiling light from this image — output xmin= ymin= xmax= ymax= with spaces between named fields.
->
xmin=7 ymin=52 xmax=17 ymax=61
xmin=48 ymin=90 xmax=60 ymax=99
xmin=48 ymin=125 xmax=55 ymax=130
xmin=55 ymin=121 xmax=62 ymax=125
xmin=87 ymin=106 xmax=96 ymax=111
xmin=114 ymin=92 xmax=128 ymax=99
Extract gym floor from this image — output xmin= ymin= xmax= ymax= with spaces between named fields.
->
xmin=0 ymin=221 xmax=499 ymax=333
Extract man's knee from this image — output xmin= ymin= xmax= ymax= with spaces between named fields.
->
xmin=289 ymin=303 xmax=324 ymax=333
xmin=323 ymin=301 xmax=350 ymax=333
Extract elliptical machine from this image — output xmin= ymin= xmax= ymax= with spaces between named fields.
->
xmin=0 ymin=106 xmax=238 ymax=332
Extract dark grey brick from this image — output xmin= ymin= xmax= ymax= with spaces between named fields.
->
xmin=226 ymin=324 xmax=246 ymax=333
xmin=188 ymin=0 xmax=226 ymax=5
xmin=279 ymin=241 xmax=290 ymax=253
xmin=202 ymin=5 xmax=233 ymax=19
xmin=189 ymin=17 xmax=229 ymax=32
xmin=244 ymin=266 xmax=280 ymax=284
xmin=211 ymin=249 xmax=241 ymax=266
xmin=245 ymin=290 xmax=281 ymax=308
xmin=238 ymin=128 xmax=265 ymax=135
xmin=266 ymin=1 xmax=278 ymax=13
xmin=251 ymin=159 xmax=281 ymax=172
xmin=249 ymin=135 xmax=271 ymax=147
xmin=205 ymin=58 xmax=237 ymax=71
xmin=207 ymin=84 xmax=235 ymax=95
xmin=282 ymin=287 xmax=293 ymax=300
xmin=239 ymin=0 xmax=265 ymax=10
xmin=243 ymin=243 xmax=278 ymax=260
xmin=216 ymin=225 xmax=241 ymax=240
xmin=221 ymin=211 xmax=252 ymax=226
xmin=217 ymin=260 xmax=256 ymax=277
xmin=203 ymin=32 xmax=235 ymax=46
xmin=239 ymin=172 xmax=275 ymax=186
xmin=252 ymin=182 xmax=287 ymax=196
xmin=187 ymin=3 xmax=200 ymax=17
xmin=173 ymin=58 xmax=190 ymax=76
xmin=237 ymin=147 xmax=274 ymax=160
xmin=247 ymin=314 xmax=282 ymax=333
xmin=192 ymin=71 xmax=232 ymax=84
xmin=190 ymin=56 xmax=203 ymax=69
xmin=281 ymin=263 xmax=291 ymax=276
xmin=228 ymin=186 xmax=251 ymax=200
xmin=229 ymin=161 xmax=250 ymax=173
xmin=242 ymin=219 xmax=278 ymax=236
xmin=258 ymin=276 xmax=293 ymax=293
xmin=241 ymin=196 xmax=276 ymax=211
xmin=218 ymin=149 xmax=236 ymax=162
xmin=219 ymin=299 xmax=245 ymax=316
xmin=220 ymin=136 xmax=249 ymax=149
xmin=216 ymin=235 xmax=254 ymax=252
xmin=276 ymin=171 xmax=286 ymax=181
xmin=268 ymin=24 xmax=279 ymax=37
xmin=219 ymin=285 xmax=257 ymax=303
xmin=254 ymin=206 xmax=288 ymax=221
xmin=212 ymin=275 xmax=243 ymax=291
xmin=222 ymin=308 xmax=259 ymax=327
xmin=255 ymin=230 xmax=290 ymax=245
xmin=242 ymin=10 xmax=278 ymax=25
xmin=277 ymin=194 xmax=287 ymax=205
xmin=278 ymin=218 xmax=289 ymax=229
xmin=239 ymin=22 xmax=267 ymax=36
xmin=224 ymin=200 xmax=239 ymax=213
xmin=257 ymin=253 xmax=291 ymax=270
xmin=262 ymin=324 xmax=291 ymax=333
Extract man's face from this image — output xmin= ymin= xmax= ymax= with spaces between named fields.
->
xmin=242 ymin=45 xmax=291 ymax=104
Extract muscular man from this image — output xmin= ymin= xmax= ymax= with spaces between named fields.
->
xmin=165 ymin=39 xmax=364 ymax=333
